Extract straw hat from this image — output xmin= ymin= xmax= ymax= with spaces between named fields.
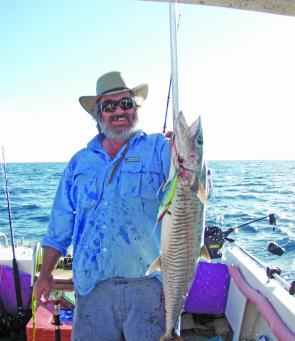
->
xmin=79 ymin=71 xmax=148 ymax=115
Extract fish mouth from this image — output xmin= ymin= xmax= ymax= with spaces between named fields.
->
xmin=178 ymin=166 xmax=196 ymax=181
xmin=180 ymin=165 xmax=194 ymax=172
xmin=176 ymin=154 xmax=198 ymax=174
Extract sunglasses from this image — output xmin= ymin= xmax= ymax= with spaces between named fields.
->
xmin=100 ymin=97 xmax=135 ymax=113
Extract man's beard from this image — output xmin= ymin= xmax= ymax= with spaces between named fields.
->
xmin=99 ymin=112 xmax=139 ymax=141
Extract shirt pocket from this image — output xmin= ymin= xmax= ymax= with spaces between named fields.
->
xmin=71 ymin=170 xmax=103 ymax=210
xmin=140 ymin=163 xmax=163 ymax=200
xmin=119 ymin=161 xmax=142 ymax=198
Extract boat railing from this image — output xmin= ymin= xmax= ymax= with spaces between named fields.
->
xmin=234 ymin=243 xmax=295 ymax=296
xmin=0 ymin=232 xmax=8 ymax=247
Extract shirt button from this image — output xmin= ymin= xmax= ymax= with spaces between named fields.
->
xmin=102 ymin=224 xmax=107 ymax=229
xmin=104 ymin=201 xmax=108 ymax=207
xmin=102 ymin=248 xmax=107 ymax=252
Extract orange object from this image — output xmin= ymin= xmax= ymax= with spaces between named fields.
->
xmin=26 ymin=303 xmax=72 ymax=341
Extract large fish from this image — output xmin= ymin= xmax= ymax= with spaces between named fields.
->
xmin=148 ymin=112 xmax=209 ymax=340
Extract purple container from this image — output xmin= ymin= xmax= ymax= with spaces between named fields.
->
xmin=184 ymin=261 xmax=229 ymax=315
xmin=0 ymin=265 xmax=32 ymax=313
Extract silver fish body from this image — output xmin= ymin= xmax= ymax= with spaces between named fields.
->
xmin=159 ymin=112 xmax=208 ymax=340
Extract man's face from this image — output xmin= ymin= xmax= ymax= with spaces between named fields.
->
xmin=98 ymin=91 xmax=139 ymax=140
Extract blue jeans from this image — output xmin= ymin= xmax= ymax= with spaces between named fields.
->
xmin=72 ymin=276 xmax=165 ymax=341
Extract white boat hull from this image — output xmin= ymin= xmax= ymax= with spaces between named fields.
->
xmin=224 ymin=245 xmax=295 ymax=341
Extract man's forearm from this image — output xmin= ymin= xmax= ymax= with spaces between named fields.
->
xmin=40 ymin=246 xmax=62 ymax=275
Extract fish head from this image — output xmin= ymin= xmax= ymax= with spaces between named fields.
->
xmin=172 ymin=112 xmax=204 ymax=184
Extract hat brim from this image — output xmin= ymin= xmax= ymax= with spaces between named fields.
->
xmin=79 ymin=83 xmax=148 ymax=115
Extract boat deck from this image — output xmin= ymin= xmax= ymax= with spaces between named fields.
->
xmin=181 ymin=313 xmax=231 ymax=340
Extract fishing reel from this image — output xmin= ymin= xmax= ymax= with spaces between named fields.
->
xmin=0 ymin=303 xmax=31 ymax=340
xmin=204 ymin=225 xmax=234 ymax=259
xmin=57 ymin=254 xmax=73 ymax=270
xmin=204 ymin=214 xmax=277 ymax=259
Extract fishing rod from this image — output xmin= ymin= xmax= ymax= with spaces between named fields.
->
xmin=163 ymin=13 xmax=181 ymax=134
xmin=51 ymin=290 xmax=63 ymax=341
xmin=205 ymin=214 xmax=277 ymax=258
xmin=1 ymin=147 xmax=27 ymax=340
xmin=170 ymin=1 xmax=180 ymax=123
xmin=223 ymin=213 xmax=276 ymax=238
xmin=224 ymin=213 xmax=285 ymax=256
xmin=1 ymin=147 xmax=23 ymax=310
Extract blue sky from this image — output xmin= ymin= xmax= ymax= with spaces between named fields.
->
xmin=1 ymin=0 xmax=295 ymax=162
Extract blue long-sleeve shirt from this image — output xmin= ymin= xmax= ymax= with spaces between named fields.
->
xmin=42 ymin=130 xmax=170 ymax=295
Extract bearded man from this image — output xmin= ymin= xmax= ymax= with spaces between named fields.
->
xmin=34 ymin=71 xmax=171 ymax=341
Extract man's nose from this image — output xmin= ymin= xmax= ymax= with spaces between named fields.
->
xmin=114 ymin=106 xmax=126 ymax=114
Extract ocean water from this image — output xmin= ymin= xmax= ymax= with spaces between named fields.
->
xmin=0 ymin=160 xmax=294 ymax=284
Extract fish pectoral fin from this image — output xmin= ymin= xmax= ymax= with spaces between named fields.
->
xmin=194 ymin=178 xmax=208 ymax=206
xmin=162 ymin=165 xmax=177 ymax=192
xmin=146 ymin=255 xmax=161 ymax=275
xmin=200 ymin=244 xmax=211 ymax=261
xmin=162 ymin=178 xmax=171 ymax=192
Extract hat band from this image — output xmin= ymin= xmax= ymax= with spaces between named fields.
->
xmin=100 ymin=87 xmax=130 ymax=96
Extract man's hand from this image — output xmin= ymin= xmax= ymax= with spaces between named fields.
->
xmin=165 ymin=131 xmax=173 ymax=139
xmin=33 ymin=246 xmax=61 ymax=303
xmin=33 ymin=272 xmax=55 ymax=303
xmin=165 ymin=131 xmax=174 ymax=151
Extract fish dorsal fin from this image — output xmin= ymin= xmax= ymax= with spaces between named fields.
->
xmin=146 ymin=255 xmax=161 ymax=275
xmin=196 ymin=179 xmax=208 ymax=206
xmin=190 ymin=176 xmax=208 ymax=206
xmin=189 ymin=116 xmax=201 ymax=139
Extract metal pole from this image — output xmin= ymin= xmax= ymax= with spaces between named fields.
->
xmin=169 ymin=1 xmax=179 ymax=123
xmin=237 ymin=245 xmax=293 ymax=294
